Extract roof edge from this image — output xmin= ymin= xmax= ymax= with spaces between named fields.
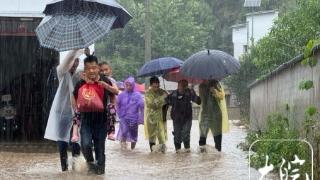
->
xmin=248 ymin=44 xmax=320 ymax=88
xmin=246 ymin=10 xmax=279 ymax=17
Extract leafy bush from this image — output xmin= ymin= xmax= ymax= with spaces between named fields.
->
xmin=242 ymin=114 xmax=312 ymax=176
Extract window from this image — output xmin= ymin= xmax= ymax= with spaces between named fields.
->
xmin=244 ymin=45 xmax=248 ymax=53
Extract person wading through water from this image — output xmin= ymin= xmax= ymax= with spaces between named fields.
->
xmin=73 ymin=55 xmax=118 ymax=175
xmin=166 ymin=80 xmax=201 ymax=153
xmin=198 ymin=79 xmax=229 ymax=152
xmin=99 ymin=61 xmax=118 ymax=141
xmin=144 ymin=76 xmax=168 ymax=153
xmin=116 ymin=77 xmax=144 ymax=150
xmin=44 ymin=49 xmax=83 ymax=171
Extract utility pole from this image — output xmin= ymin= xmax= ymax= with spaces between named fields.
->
xmin=244 ymin=0 xmax=261 ymax=47
xmin=144 ymin=0 xmax=151 ymax=87
xmin=144 ymin=0 xmax=151 ymax=66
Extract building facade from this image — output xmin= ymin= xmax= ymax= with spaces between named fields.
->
xmin=232 ymin=10 xmax=279 ymax=60
xmin=0 ymin=0 xmax=59 ymax=141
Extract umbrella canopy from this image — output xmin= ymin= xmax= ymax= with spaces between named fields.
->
xmin=163 ymin=68 xmax=204 ymax=84
xmin=181 ymin=50 xmax=240 ymax=80
xmin=35 ymin=12 xmax=116 ymax=51
xmin=137 ymin=57 xmax=183 ymax=77
xmin=135 ymin=83 xmax=145 ymax=93
xmin=43 ymin=0 xmax=132 ymax=29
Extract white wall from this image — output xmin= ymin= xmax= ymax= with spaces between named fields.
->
xmin=246 ymin=11 xmax=278 ymax=46
xmin=232 ymin=11 xmax=278 ymax=59
xmin=232 ymin=25 xmax=247 ymax=60
xmin=0 ymin=0 xmax=50 ymax=14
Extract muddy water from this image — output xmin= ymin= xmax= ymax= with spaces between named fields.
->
xmin=0 ymin=121 xmax=264 ymax=180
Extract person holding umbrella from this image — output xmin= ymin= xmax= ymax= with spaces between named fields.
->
xmin=137 ymin=57 xmax=183 ymax=153
xmin=198 ymin=79 xmax=228 ymax=152
xmin=144 ymin=76 xmax=168 ymax=153
xmin=180 ymin=49 xmax=239 ymax=152
xmin=165 ymin=80 xmax=201 ymax=153
xmin=44 ymin=49 xmax=84 ymax=172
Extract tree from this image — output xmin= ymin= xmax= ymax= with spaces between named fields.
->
xmin=204 ymin=0 xmax=245 ymax=53
xmin=94 ymin=0 xmax=301 ymax=82
xmin=150 ymin=0 xmax=211 ymax=59
xmin=95 ymin=0 xmax=146 ymax=80
xmin=251 ymin=0 xmax=320 ymax=74
xmin=224 ymin=53 xmax=260 ymax=121
xmin=144 ymin=0 xmax=151 ymax=63
xmin=95 ymin=0 xmax=214 ymax=81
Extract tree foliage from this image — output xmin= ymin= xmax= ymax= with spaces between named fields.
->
xmin=224 ymin=53 xmax=260 ymax=121
xmin=252 ymin=0 xmax=320 ymax=74
xmin=227 ymin=0 xmax=320 ymax=120
xmin=95 ymin=0 xmax=214 ymax=81
xmin=94 ymin=0 xmax=260 ymax=81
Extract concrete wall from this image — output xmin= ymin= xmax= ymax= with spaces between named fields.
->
xmin=232 ymin=11 xmax=278 ymax=60
xmin=250 ymin=53 xmax=320 ymax=131
xmin=232 ymin=24 xmax=247 ymax=60
xmin=246 ymin=11 xmax=278 ymax=46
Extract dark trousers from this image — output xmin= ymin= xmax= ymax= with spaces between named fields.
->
xmin=173 ymin=119 xmax=192 ymax=150
xmin=199 ymin=134 xmax=222 ymax=151
xmin=57 ymin=140 xmax=80 ymax=171
xmin=80 ymin=113 xmax=107 ymax=170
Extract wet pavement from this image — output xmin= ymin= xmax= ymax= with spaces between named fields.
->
xmin=0 ymin=121 xmax=264 ymax=180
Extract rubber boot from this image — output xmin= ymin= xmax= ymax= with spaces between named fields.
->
xmin=60 ymin=152 xmax=68 ymax=171
xmin=174 ymin=143 xmax=181 ymax=152
xmin=149 ymin=142 xmax=156 ymax=152
xmin=131 ymin=142 xmax=136 ymax=150
xmin=199 ymin=137 xmax=206 ymax=146
xmin=214 ymin=134 xmax=222 ymax=152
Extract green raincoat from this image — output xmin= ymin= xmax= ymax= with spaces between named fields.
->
xmin=199 ymin=82 xmax=229 ymax=137
xmin=144 ymin=88 xmax=168 ymax=144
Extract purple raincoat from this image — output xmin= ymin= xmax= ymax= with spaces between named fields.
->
xmin=116 ymin=77 xmax=144 ymax=142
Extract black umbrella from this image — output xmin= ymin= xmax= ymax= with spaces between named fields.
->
xmin=43 ymin=0 xmax=132 ymax=29
xmin=181 ymin=50 xmax=240 ymax=80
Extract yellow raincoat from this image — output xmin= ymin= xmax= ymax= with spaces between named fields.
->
xmin=199 ymin=82 xmax=229 ymax=137
xmin=144 ymin=88 xmax=168 ymax=144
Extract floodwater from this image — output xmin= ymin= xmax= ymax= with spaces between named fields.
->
xmin=0 ymin=121 xmax=266 ymax=180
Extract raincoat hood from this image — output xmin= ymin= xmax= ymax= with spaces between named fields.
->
xmin=124 ymin=77 xmax=136 ymax=92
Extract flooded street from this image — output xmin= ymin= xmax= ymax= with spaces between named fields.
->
xmin=0 ymin=121 xmax=262 ymax=180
